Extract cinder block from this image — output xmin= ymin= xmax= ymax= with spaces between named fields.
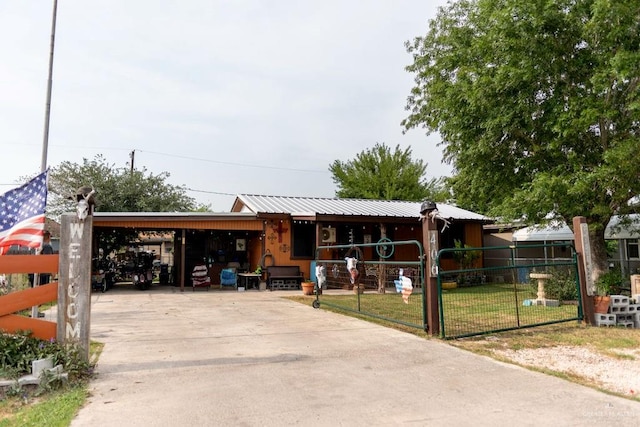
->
xmin=542 ymin=299 xmax=560 ymax=307
xmin=616 ymin=321 xmax=635 ymax=328
xmin=632 ymin=294 xmax=640 ymax=304
xmin=610 ymin=295 xmax=629 ymax=306
xmin=595 ymin=313 xmax=616 ymax=326
xmin=596 ymin=313 xmax=615 ymax=322
xmin=634 ymin=313 xmax=640 ymax=328
xmin=615 ymin=313 xmax=634 ymax=322
xmin=628 ymin=304 xmax=639 ymax=313
xmin=611 ymin=305 xmax=628 ymax=313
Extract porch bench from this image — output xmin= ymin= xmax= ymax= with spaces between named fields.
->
xmin=266 ymin=266 xmax=303 ymax=290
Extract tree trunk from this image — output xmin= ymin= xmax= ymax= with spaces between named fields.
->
xmin=588 ymin=227 xmax=609 ymax=285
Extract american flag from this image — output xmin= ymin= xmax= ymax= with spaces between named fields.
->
xmin=0 ymin=170 xmax=48 ymax=255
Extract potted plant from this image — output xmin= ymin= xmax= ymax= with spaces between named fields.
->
xmin=593 ymin=270 xmax=621 ymax=314
xmin=301 ymin=280 xmax=316 ymax=295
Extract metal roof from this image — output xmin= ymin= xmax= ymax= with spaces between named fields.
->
xmin=512 ymin=215 xmax=640 ymax=241
xmin=235 ymin=194 xmax=491 ymax=221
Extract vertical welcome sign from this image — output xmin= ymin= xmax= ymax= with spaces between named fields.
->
xmin=57 ymin=212 xmax=92 ymax=361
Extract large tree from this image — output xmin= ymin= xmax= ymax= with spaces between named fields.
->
xmin=48 ymin=155 xmax=198 ymax=254
xmin=329 ymin=143 xmax=447 ymax=201
xmin=403 ymin=0 xmax=640 ymax=279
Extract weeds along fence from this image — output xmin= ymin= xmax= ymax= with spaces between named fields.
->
xmin=314 ymin=240 xmax=427 ymax=330
xmin=437 ymin=243 xmax=583 ymax=339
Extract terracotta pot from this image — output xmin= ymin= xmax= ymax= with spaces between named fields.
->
xmin=301 ymin=282 xmax=315 ymax=295
xmin=593 ymin=296 xmax=610 ymax=314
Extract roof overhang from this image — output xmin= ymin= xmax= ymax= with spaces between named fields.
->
xmin=92 ymin=212 xmax=261 ymax=230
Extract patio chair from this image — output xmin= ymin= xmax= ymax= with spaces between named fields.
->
xmin=192 ymin=264 xmax=211 ymax=291
xmin=220 ymin=268 xmax=237 ymax=290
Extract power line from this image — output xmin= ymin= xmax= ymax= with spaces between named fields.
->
xmin=136 ymin=149 xmax=328 ymax=174
xmin=185 ymin=187 xmax=237 ymax=196
xmin=13 ymin=143 xmax=329 ymax=174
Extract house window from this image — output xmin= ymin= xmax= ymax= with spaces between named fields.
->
xmin=627 ymin=240 xmax=639 ymax=259
xmin=292 ymin=222 xmax=315 ymax=258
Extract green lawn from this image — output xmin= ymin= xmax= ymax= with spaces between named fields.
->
xmin=303 ymin=283 xmax=580 ymax=338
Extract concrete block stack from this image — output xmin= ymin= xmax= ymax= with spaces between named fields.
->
xmin=603 ymin=295 xmax=640 ymax=328
xmin=594 ymin=295 xmax=640 ymax=327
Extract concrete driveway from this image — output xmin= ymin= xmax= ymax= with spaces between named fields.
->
xmin=71 ymin=286 xmax=639 ymax=426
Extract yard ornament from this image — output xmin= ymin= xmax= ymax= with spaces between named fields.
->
xmin=345 ymin=256 xmax=359 ymax=285
xmin=393 ymin=274 xmax=413 ymax=304
xmin=71 ymin=186 xmax=96 ymax=221
xmin=315 ymin=264 xmax=326 ymax=289
xmin=400 ymin=277 xmax=413 ymax=304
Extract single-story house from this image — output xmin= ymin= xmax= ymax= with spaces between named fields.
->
xmin=93 ymin=194 xmax=492 ymax=290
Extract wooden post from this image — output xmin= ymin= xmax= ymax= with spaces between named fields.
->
xmin=180 ymin=229 xmax=186 ymax=291
xmin=57 ymin=212 xmax=92 ymax=361
xmin=572 ymin=216 xmax=595 ymax=325
xmin=420 ymin=201 xmax=440 ymax=336
xmin=378 ymin=223 xmax=387 ymax=293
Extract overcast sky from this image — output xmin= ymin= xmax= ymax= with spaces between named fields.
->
xmin=1 ymin=0 xmax=451 ymax=212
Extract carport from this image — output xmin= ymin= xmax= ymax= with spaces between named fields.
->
xmin=92 ymin=212 xmax=265 ymax=291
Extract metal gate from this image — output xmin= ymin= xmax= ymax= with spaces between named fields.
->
xmin=437 ymin=243 xmax=583 ymax=339
xmin=313 ymin=240 xmax=427 ymax=330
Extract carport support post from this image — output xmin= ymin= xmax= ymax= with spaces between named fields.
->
xmin=420 ymin=201 xmax=439 ymax=336
xmin=180 ymin=229 xmax=186 ymax=291
xmin=57 ymin=212 xmax=92 ymax=362
xmin=572 ymin=216 xmax=595 ymax=325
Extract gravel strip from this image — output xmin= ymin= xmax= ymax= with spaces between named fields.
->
xmin=495 ymin=346 xmax=640 ymax=397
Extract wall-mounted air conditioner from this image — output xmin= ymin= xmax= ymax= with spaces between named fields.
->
xmin=321 ymin=227 xmax=336 ymax=243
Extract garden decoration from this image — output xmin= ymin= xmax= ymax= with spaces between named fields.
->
xmin=344 ymin=246 xmax=364 ymax=293
xmin=528 ymin=272 xmax=559 ymax=307
xmin=315 ymin=264 xmax=326 ymax=291
xmin=393 ymin=269 xmax=413 ymax=304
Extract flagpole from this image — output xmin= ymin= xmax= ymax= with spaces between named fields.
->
xmin=41 ymin=0 xmax=58 ymax=173
xmin=34 ymin=0 xmax=58 ymax=319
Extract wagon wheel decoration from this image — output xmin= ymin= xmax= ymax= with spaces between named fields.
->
xmin=331 ymin=264 xmax=339 ymax=278
xmin=376 ymin=237 xmax=394 ymax=258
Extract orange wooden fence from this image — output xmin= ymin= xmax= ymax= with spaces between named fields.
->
xmin=0 ymin=254 xmax=59 ymax=340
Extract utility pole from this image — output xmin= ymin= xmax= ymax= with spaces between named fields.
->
xmin=130 ymin=150 xmax=135 ymax=174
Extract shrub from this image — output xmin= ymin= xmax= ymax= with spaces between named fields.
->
xmin=0 ymin=331 xmax=92 ymax=384
xmin=595 ymin=269 xmax=624 ymax=296
xmin=530 ymin=269 xmax=578 ymax=301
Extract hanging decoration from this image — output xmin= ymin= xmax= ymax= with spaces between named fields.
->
xmin=271 ymin=221 xmax=288 ymax=243
xmin=267 ymin=233 xmax=277 ymax=245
